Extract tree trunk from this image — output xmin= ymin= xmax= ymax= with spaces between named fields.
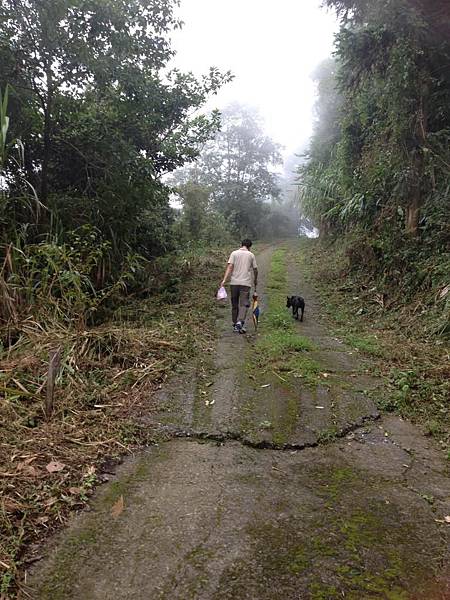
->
xmin=405 ymin=190 xmax=421 ymax=235
xmin=405 ymin=81 xmax=428 ymax=236
xmin=41 ymin=62 xmax=53 ymax=204
xmin=41 ymin=99 xmax=52 ymax=203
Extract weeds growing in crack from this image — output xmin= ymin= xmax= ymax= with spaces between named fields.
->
xmin=248 ymin=248 xmax=319 ymax=387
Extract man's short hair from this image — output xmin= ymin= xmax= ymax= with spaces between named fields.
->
xmin=241 ymin=238 xmax=252 ymax=249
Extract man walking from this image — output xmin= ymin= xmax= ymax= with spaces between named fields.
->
xmin=220 ymin=239 xmax=258 ymax=334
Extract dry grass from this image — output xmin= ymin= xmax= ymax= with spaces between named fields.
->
xmin=0 ymin=249 xmax=224 ymax=599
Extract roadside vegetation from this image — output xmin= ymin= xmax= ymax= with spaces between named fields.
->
xmin=298 ymin=0 xmax=449 ymax=347
xmin=0 ymin=1 xmax=228 ymax=591
xmin=0 ymin=249 xmax=224 ymax=597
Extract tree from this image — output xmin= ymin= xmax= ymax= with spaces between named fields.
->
xmin=323 ymin=0 xmax=450 ymax=37
xmin=172 ymin=104 xmax=283 ymax=237
xmin=0 ymin=0 xmax=231 ymax=259
xmin=178 ymin=182 xmax=211 ymax=241
xmin=0 ymin=0 xmax=176 ymax=201
xmin=309 ymin=59 xmax=343 ymax=167
xmin=172 ymin=182 xmax=233 ymax=246
xmin=297 ymin=58 xmax=344 ymax=235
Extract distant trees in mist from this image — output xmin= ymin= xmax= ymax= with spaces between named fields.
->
xmin=171 ymin=103 xmax=301 ymax=243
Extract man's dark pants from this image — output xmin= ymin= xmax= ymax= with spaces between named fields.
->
xmin=230 ymin=285 xmax=251 ymax=325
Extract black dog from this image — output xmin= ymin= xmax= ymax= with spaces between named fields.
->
xmin=286 ymin=296 xmax=305 ymax=321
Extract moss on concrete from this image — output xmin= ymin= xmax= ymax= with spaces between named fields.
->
xmin=216 ymin=462 xmax=442 ymax=599
xmin=34 ymin=447 xmax=169 ymax=599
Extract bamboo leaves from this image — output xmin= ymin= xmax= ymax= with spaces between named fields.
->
xmin=299 ymin=1 xmax=450 ymax=239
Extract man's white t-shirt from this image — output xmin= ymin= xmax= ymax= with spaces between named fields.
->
xmin=228 ymin=249 xmax=258 ymax=287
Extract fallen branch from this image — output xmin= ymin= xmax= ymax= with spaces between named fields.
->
xmin=45 ymin=347 xmax=61 ymax=418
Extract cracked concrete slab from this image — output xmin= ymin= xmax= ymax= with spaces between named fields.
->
xmin=29 ymin=435 xmax=450 ymax=599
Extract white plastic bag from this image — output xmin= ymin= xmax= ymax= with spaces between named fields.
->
xmin=216 ymin=286 xmax=228 ymax=300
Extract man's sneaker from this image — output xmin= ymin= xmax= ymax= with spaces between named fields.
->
xmin=233 ymin=323 xmax=240 ymax=332
xmin=236 ymin=321 xmax=246 ymax=334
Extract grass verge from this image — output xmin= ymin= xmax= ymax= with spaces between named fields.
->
xmin=249 ymin=248 xmax=318 ymax=386
xmin=0 ymin=248 xmax=224 ymax=598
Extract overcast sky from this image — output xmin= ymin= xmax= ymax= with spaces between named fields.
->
xmin=170 ymin=0 xmax=338 ymax=159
